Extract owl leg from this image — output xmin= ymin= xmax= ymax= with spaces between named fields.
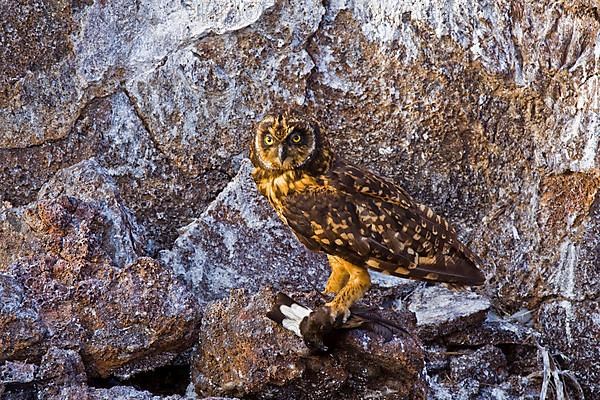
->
xmin=325 ymin=262 xmax=371 ymax=323
xmin=323 ymin=255 xmax=350 ymax=294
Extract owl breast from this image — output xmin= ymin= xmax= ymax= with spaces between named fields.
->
xmin=253 ymin=169 xmax=320 ymax=222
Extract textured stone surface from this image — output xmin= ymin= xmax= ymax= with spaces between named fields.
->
xmin=444 ymin=311 xmax=537 ymax=347
xmin=0 ymin=203 xmax=44 ymax=270
xmin=192 ymin=287 xmax=426 ymax=399
xmin=36 ymin=160 xmax=148 ymax=266
xmin=38 ymin=347 xmax=88 ymax=398
xmin=1 ymin=160 xmax=147 ymax=270
xmin=4 ymin=253 xmax=200 ymax=378
xmin=1 ymin=347 xmax=230 ymax=400
xmin=408 ymin=285 xmax=491 ymax=340
xmin=449 ymin=345 xmax=508 ymax=385
xmin=0 ymin=361 xmax=36 ymax=384
xmin=0 ymin=274 xmax=46 ymax=362
xmin=0 ymin=170 xmax=200 ymax=378
xmin=0 ymin=0 xmax=80 ymax=148
xmin=160 ymin=160 xmax=327 ymax=302
xmin=0 ymin=0 xmax=598 ymax=396
xmin=538 ymin=299 xmax=600 ymax=396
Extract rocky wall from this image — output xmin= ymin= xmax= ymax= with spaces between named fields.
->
xmin=1 ymin=0 xmax=598 ymax=398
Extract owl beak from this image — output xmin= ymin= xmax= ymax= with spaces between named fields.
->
xmin=278 ymin=144 xmax=287 ymax=164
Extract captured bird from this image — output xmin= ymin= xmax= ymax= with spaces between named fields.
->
xmin=250 ymin=110 xmax=485 ymax=343
xmin=266 ymin=292 xmax=410 ymax=351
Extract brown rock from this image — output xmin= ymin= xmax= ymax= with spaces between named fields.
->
xmin=77 ymin=257 xmax=201 ymax=378
xmin=2 ymin=347 xmax=231 ymax=400
xmin=37 ymin=347 xmax=88 ymax=398
xmin=0 ymin=204 xmax=45 ymax=271
xmin=192 ymin=287 xmax=426 ymax=399
xmin=0 ymin=0 xmax=79 ymax=148
xmin=5 ymin=255 xmax=200 ymax=378
xmin=0 ymin=97 xmax=110 ymax=208
xmin=35 ymin=160 xmax=148 ymax=266
xmin=0 ymin=160 xmax=148 ymax=271
xmin=2 ymin=180 xmax=200 ymax=378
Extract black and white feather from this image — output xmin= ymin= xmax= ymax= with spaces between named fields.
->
xmin=266 ymin=292 xmax=313 ymax=337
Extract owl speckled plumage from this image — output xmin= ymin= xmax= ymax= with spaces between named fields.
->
xmin=250 ymin=111 xmax=485 ymax=328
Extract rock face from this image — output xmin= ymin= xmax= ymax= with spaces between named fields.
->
xmin=0 ymin=162 xmax=201 ymax=381
xmin=2 ymin=347 xmax=227 ymax=400
xmin=160 ymin=160 xmax=328 ymax=303
xmin=4 ymin=251 xmax=199 ymax=379
xmin=0 ymin=274 xmax=46 ymax=362
xmin=1 ymin=0 xmax=598 ymax=397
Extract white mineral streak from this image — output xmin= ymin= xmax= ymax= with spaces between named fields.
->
xmin=558 ymin=299 xmax=575 ymax=344
xmin=74 ymin=0 xmax=276 ymax=82
xmin=328 ymin=0 xmax=517 ymax=72
xmin=556 ymin=238 xmax=577 ymax=300
xmin=322 ymin=0 xmax=598 ymax=173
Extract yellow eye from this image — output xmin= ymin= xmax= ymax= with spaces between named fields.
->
xmin=291 ymin=133 xmax=302 ymax=143
xmin=264 ymin=134 xmax=274 ymax=145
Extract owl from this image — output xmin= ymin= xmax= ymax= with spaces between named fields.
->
xmin=250 ymin=111 xmax=485 ymax=343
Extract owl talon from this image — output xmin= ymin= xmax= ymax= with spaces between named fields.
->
xmin=325 ymin=303 xmax=351 ymax=324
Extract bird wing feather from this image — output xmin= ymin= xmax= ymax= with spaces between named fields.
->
xmin=281 ymin=163 xmax=485 ymax=285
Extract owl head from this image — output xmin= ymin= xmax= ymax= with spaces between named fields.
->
xmin=250 ymin=111 xmax=325 ymax=172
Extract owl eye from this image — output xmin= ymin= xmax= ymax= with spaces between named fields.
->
xmin=290 ymin=133 xmax=302 ymax=144
xmin=264 ymin=134 xmax=274 ymax=146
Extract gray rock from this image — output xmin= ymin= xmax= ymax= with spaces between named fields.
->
xmin=408 ymin=285 xmax=491 ymax=340
xmin=36 ymin=159 xmax=148 ymax=266
xmin=0 ymin=361 xmax=36 ymax=384
xmin=0 ymin=274 xmax=46 ymax=362
xmin=449 ymin=345 xmax=508 ymax=385
xmin=444 ymin=311 xmax=537 ymax=347
xmin=161 ymin=160 xmax=328 ymax=303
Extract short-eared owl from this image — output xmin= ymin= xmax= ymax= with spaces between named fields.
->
xmin=250 ymin=111 xmax=485 ymax=333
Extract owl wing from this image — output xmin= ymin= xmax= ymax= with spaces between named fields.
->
xmin=281 ymin=164 xmax=485 ymax=285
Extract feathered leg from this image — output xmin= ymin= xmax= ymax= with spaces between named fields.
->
xmin=323 ymin=255 xmax=350 ymax=294
xmin=325 ymin=259 xmax=371 ymax=323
